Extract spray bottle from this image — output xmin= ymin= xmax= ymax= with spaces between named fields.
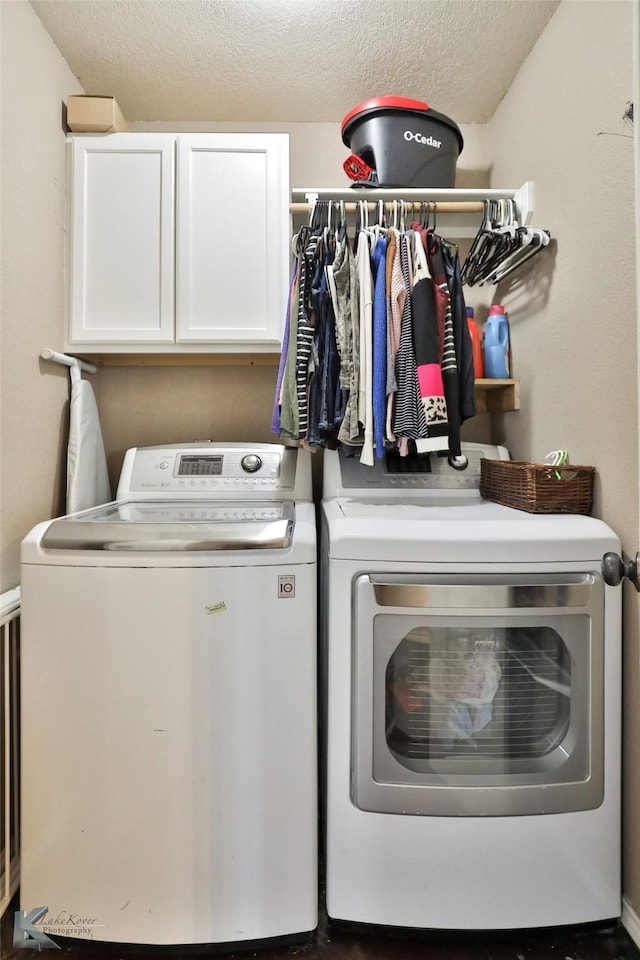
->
xmin=466 ymin=307 xmax=484 ymax=379
xmin=483 ymin=305 xmax=510 ymax=379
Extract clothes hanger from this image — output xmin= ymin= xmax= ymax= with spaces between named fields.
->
xmin=474 ymin=199 xmax=537 ymax=282
xmin=399 ymin=199 xmax=406 ymax=233
xmin=484 ymin=226 xmax=550 ymax=284
xmin=463 ymin=199 xmax=518 ymax=284
xmin=336 ymin=200 xmax=347 ymax=241
xmin=308 ymin=199 xmax=318 ymax=230
xmin=461 ymin=199 xmax=492 ymax=283
xmin=472 ymin=203 xmax=518 ymax=280
xmin=360 ymin=198 xmax=369 ymax=230
xmin=430 ymin=201 xmax=438 ymax=235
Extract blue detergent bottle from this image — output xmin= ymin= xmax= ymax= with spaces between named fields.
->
xmin=483 ymin=305 xmax=510 ymax=379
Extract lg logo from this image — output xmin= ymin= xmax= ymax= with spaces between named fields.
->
xmin=278 ymin=575 xmax=295 ymax=598
xmin=403 ymin=130 xmax=442 ymax=148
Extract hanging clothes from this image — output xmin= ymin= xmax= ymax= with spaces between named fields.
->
xmin=443 ymin=242 xmax=476 ymax=422
xmin=307 ymin=234 xmax=344 ymax=447
xmin=370 ymin=232 xmax=389 ymax=459
xmin=271 ymin=258 xmax=298 ymax=436
xmin=276 ymin=244 xmax=303 ymax=442
xmin=426 ymin=232 xmax=461 ymax=457
xmin=385 ymin=228 xmax=405 ymax=443
xmin=295 ymin=229 xmax=320 ymax=440
xmin=355 ymin=228 xmax=374 ymax=465
xmin=272 ymin=200 xmax=477 ymax=463
xmin=410 ymin=231 xmax=449 ymax=453
xmin=335 ymin=231 xmax=361 ymax=447
xmin=390 ymin=232 xmax=428 ymax=452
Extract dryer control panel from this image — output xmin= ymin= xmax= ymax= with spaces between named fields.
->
xmin=323 ymin=442 xmax=510 ymax=499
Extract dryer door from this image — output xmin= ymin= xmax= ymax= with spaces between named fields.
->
xmin=352 ymin=573 xmax=605 ymax=817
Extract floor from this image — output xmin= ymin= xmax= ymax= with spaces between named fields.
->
xmin=3 ymin=892 xmax=640 ymax=960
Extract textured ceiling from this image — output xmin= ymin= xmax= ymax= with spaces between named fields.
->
xmin=29 ymin=0 xmax=559 ymax=125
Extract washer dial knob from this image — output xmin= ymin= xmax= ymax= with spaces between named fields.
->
xmin=241 ymin=454 xmax=262 ymax=474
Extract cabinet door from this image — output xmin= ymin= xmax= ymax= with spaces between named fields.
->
xmin=175 ymin=134 xmax=289 ymax=346
xmin=68 ymin=135 xmax=175 ymax=344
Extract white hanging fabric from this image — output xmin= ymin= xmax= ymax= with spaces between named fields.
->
xmin=41 ymin=350 xmax=112 ymax=513
xmin=66 ymin=374 xmax=112 ymax=513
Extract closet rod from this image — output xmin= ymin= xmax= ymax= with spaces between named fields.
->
xmin=291 ymin=182 xmax=534 ymax=225
xmin=289 ymin=200 xmax=484 ymax=215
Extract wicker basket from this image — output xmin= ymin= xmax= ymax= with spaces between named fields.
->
xmin=480 ymin=459 xmax=595 ymax=515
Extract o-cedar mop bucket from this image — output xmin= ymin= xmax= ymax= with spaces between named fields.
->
xmin=341 ymin=96 xmax=464 ymax=188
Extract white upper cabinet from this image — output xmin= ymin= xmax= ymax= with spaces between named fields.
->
xmin=67 ymin=133 xmax=290 ymax=353
xmin=68 ymin=134 xmax=175 ymax=344
xmin=175 ymin=135 xmax=289 ymax=345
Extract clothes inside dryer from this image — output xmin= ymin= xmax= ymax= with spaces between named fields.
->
xmin=385 ymin=624 xmax=571 ymax=763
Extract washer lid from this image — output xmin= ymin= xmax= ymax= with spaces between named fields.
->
xmin=41 ymin=500 xmax=295 ymax=551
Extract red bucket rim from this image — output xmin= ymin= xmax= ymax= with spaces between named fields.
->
xmin=341 ymin=96 xmax=430 ymax=134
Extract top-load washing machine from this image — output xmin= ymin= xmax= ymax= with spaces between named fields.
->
xmin=20 ymin=442 xmax=317 ymax=948
xmin=321 ymin=441 xmax=621 ymax=931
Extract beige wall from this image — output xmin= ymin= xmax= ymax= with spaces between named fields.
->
xmin=2 ymin=0 xmax=640 ymax=917
xmin=0 ymin=0 xmax=84 ymax=590
xmin=487 ymin=0 xmax=640 ymax=910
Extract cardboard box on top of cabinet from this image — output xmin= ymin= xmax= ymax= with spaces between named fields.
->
xmin=67 ymin=95 xmax=128 ymax=133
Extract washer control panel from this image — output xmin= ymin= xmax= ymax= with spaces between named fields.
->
xmin=118 ymin=443 xmax=299 ymax=498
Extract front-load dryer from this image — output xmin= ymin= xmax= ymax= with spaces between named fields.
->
xmin=20 ymin=443 xmax=317 ymax=949
xmin=320 ymin=442 xmax=621 ymax=931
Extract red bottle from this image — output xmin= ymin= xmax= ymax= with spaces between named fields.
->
xmin=466 ymin=307 xmax=484 ymax=378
